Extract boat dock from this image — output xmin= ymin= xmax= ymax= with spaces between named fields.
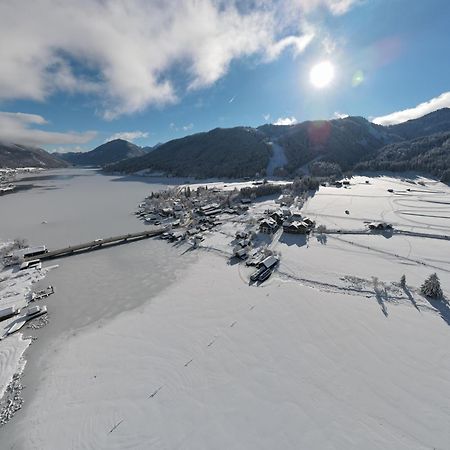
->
xmin=23 ymin=228 xmax=166 ymax=262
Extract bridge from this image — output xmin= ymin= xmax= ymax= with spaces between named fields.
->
xmin=24 ymin=227 xmax=167 ymax=262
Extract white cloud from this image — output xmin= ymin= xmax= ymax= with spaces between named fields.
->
xmin=0 ymin=111 xmax=96 ymax=147
xmin=372 ymin=92 xmax=450 ymax=126
xmin=333 ymin=111 xmax=349 ymax=119
xmin=50 ymin=145 xmax=88 ymax=154
xmin=0 ymin=0 xmax=359 ymax=119
xmin=274 ymin=116 xmax=298 ymax=125
xmin=265 ymin=33 xmax=315 ymax=61
xmin=263 ymin=113 xmax=271 ymax=122
xmin=170 ymin=122 xmax=194 ymax=132
xmin=107 ymin=131 xmax=149 ymax=142
xmin=326 ymin=0 xmax=361 ymax=15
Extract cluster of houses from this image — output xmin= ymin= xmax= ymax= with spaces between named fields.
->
xmin=135 ymin=185 xmax=256 ymax=245
xmin=1 ymin=244 xmax=52 ymax=339
xmin=0 ymin=169 xmax=17 ymax=195
xmin=259 ymin=209 xmax=315 ymax=235
xmin=233 ymin=230 xmax=253 ymax=259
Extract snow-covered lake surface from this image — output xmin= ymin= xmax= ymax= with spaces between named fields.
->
xmin=1 ymin=170 xmax=450 ymax=449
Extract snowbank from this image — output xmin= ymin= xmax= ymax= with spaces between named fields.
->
xmin=0 ymin=334 xmax=29 ymax=399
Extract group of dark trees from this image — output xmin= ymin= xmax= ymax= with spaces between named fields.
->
xmin=354 ymin=132 xmax=450 ymax=181
xmin=240 ymin=182 xmax=285 ymax=199
xmin=309 ymin=161 xmax=342 ymax=178
xmin=108 ymin=127 xmax=271 ymax=179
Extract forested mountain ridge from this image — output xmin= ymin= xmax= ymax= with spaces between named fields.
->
xmin=0 ymin=142 xmax=68 ymax=169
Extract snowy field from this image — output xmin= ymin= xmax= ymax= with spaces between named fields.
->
xmin=4 ymin=252 xmax=450 ymax=450
xmin=1 ymin=172 xmax=450 ymax=449
xmin=303 ymin=175 xmax=450 ymax=235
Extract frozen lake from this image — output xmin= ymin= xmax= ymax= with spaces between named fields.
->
xmin=0 ymin=169 xmax=197 ymax=448
xmin=0 ymin=168 xmax=181 ymax=247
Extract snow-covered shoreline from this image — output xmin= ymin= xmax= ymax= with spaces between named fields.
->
xmin=0 ymin=242 xmax=54 ymax=415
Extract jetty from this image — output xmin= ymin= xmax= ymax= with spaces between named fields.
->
xmin=23 ymin=228 xmax=166 ymax=262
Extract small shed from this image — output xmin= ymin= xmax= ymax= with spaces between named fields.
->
xmin=236 ymin=230 xmax=249 ymax=239
xmin=234 ymin=247 xmax=249 ymax=259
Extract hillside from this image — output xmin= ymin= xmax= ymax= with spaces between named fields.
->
xmin=107 ymin=127 xmax=271 ymax=178
xmin=105 ymin=108 xmax=450 ymax=179
xmin=108 ymin=119 xmax=392 ymax=177
xmin=270 ymin=116 xmax=395 ymax=172
xmin=58 ymin=139 xmax=145 ymax=166
xmin=0 ymin=142 xmax=68 ymax=169
xmin=355 ymin=131 xmax=450 ymax=179
xmin=387 ymin=107 xmax=450 ymax=140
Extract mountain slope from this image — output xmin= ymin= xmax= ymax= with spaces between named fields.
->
xmin=0 ymin=142 xmax=69 ymax=169
xmin=107 ymin=109 xmax=450 ymax=179
xmin=355 ymin=131 xmax=450 ymax=178
xmin=268 ymin=116 xmax=396 ymax=172
xmin=387 ymin=108 xmax=450 ymax=140
xmin=58 ymin=139 xmax=145 ymax=166
xmin=107 ymin=127 xmax=271 ymax=178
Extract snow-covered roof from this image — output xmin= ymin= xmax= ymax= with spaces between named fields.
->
xmin=261 ymin=255 xmax=279 ymax=269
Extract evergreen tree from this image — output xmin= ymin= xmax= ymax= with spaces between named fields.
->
xmin=420 ymin=273 xmax=443 ymax=299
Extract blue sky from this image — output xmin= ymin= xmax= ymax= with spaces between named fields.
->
xmin=0 ymin=0 xmax=449 ymax=151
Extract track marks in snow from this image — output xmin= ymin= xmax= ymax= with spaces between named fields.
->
xmin=147 ymin=385 xmax=164 ymax=399
xmin=108 ymin=419 xmax=124 ymax=434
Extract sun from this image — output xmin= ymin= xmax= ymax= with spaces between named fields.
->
xmin=310 ymin=61 xmax=335 ymax=88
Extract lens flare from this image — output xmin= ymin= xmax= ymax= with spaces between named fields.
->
xmin=309 ymin=61 xmax=335 ymax=88
xmin=352 ymin=70 xmax=364 ymax=87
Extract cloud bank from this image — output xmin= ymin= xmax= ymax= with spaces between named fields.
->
xmin=372 ymin=92 xmax=450 ymax=126
xmin=107 ymin=131 xmax=149 ymax=142
xmin=274 ymin=116 xmax=298 ymax=126
xmin=0 ymin=112 xmax=96 ymax=147
xmin=0 ymin=0 xmax=358 ymax=119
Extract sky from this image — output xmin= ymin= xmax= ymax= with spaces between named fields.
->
xmin=0 ymin=0 xmax=449 ymax=152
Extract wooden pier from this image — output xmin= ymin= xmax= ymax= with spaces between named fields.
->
xmin=23 ymin=228 xmax=166 ymax=262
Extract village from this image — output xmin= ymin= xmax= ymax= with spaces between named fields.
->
xmin=0 ymin=243 xmax=54 ymax=340
xmin=0 ymin=167 xmax=44 ymax=195
xmin=134 ymin=179 xmax=332 ymax=284
xmin=134 ymin=175 xmax=450 ymax=288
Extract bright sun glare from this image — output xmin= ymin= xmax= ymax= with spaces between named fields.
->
xmin=310 ymin=61 xmax=335 ymax=88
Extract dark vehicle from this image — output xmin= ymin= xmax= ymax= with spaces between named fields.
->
xmin=250 ymin=266 xmax=266 ymax=282
xmin=258 ymin=268 xmax=272 ymax=282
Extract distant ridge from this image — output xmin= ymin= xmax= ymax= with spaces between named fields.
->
xmin=56 ymin=139 xmax=146 ymax=166
xmin=106 ymin=127 xmax=271 ymax=178
xmin=0 ymin=142 xmax=68 ymax=169
xmin=107 ymin=108 xmax=450 ymax=179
